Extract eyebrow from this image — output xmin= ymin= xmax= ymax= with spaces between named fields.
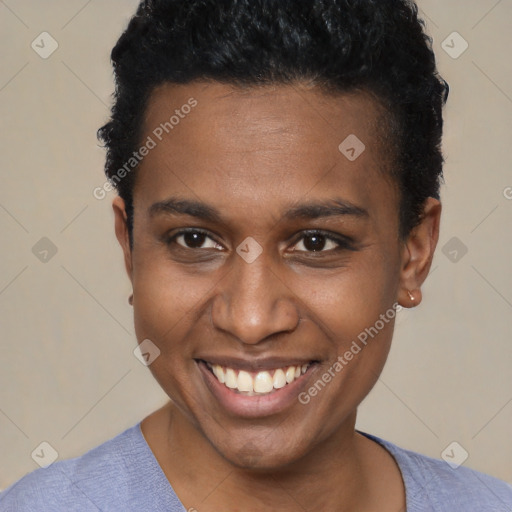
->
xmin=282 ymin=200 xmax=369 ymax=221
xmin=148 ymin=197 xmax=369 ymax=223
xmin=149 ymin=197 xmax=223 ymax=223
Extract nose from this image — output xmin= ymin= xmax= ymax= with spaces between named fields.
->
xmin=211 ymin=251 xmax=300 ymax=345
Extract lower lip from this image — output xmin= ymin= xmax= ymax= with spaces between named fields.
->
xmin=196 ymin=360 xmax=317 ymax=418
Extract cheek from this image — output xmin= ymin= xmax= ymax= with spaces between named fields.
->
xmin=295 ymin=255 xmax=398 ymax=344
xmin=130 ymin=259 xmax=207 ymax=405
xmin=130 ymin=251 xmax=212 ymax=358
xmin=297 ymin=268 xmax=398 ymax=427
xmin=291 ymin=255 xmax=398 ymax=408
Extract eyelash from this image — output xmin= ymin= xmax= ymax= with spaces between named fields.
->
xmin=165 ymin=228 xmax=355 ymax=254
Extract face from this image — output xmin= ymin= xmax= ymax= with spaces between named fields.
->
xmin=114 ymin=82 xmax=440 ymax=469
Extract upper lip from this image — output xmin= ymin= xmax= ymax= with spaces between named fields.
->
xmin=196 ymin=356 xmax=319 ymax=372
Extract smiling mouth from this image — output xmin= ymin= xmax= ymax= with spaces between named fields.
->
xmin=199 ymin=360 xmax=316 ymax=396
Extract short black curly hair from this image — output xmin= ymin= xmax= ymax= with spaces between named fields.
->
xmin=98 ymin=0 xmax=448 ymax=244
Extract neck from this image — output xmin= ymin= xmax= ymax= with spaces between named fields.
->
xmin=143 ymin=402 xmax=384 ymax=511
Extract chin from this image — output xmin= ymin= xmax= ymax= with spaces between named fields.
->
xmin=208 ymin=428 xmax=313 ymax=471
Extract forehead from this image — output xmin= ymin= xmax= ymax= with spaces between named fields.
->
xmin=135 ymin=81 xmax=398 ymax=225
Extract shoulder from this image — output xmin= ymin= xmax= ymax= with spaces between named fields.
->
xmin=0 ymin=423 xmax=166 ymax=511
xmin=364 ymin=432 xmax=512 ymax=511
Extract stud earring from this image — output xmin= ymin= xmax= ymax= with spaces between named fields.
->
xmin=407 ymin=290 xmax=415 ymax=302
xmin=128 ymin=294 xmax=133 ymax=306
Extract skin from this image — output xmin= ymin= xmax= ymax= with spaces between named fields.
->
xmin=113 ymin=81 xmax=441 ymax=511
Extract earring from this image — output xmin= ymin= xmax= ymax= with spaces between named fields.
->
xmin=128 ymin=294 xmax=133 ymax=306
xmin=407 ymin=290 xmax=415 ymax=302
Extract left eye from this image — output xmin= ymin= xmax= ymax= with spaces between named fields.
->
xmin=290 ymin=232 xmax=346 ymax=253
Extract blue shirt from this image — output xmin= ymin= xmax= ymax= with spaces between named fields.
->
xmin=1 ymin=423 xmax=511 ymax=511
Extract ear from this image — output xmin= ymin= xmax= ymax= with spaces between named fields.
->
xmin=112 ymin=196 xmax=133 ymax=283
xmin=398 ymin=197 xmax=441 ymax=308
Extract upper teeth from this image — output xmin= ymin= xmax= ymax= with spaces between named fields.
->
xmin=206 ymin=362 xmax=310 ymax=395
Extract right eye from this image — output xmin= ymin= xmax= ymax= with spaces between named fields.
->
xmin=166 ymin=229 xmax=224 ymax=251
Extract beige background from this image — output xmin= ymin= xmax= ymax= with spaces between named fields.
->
xmin=1 ymin=0 xmax=511 ymax=491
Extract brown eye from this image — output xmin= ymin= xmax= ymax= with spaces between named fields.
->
xmin=181 ymin=231 xmax=206 ymax=248
xmin=170 ymin=229 xmax=223 ymax=250
xmin=291 ymin=231 xmax=342 ymax=253
xmin=302 ymin=234 xmax=329 ymax=252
